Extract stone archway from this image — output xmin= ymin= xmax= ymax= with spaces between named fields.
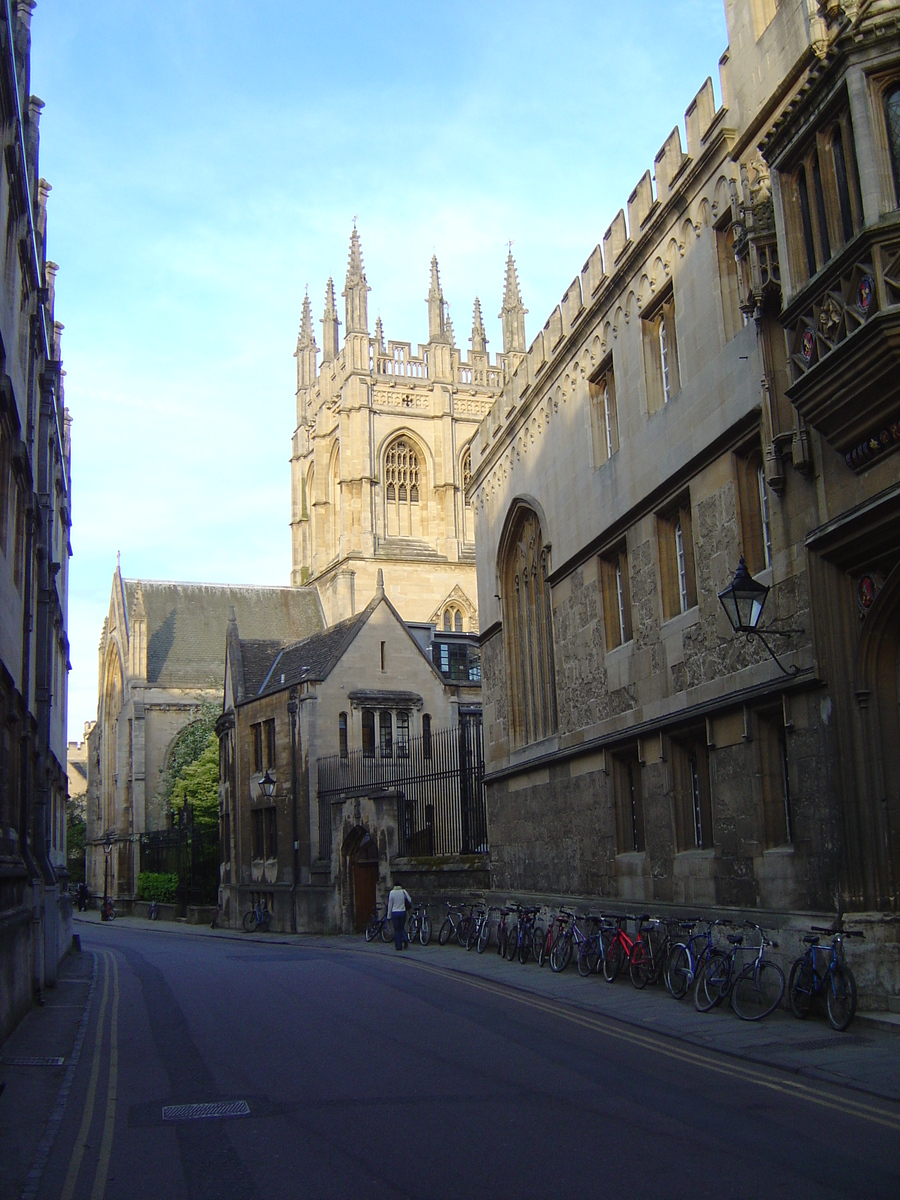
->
xmin=342 ymin=825 xmax=379 ymax=932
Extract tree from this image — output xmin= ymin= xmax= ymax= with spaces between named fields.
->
xmin=168 ymin=737 xmax=219 ymax=831
xmin=66 ymin=800 xmax=86 ymax=884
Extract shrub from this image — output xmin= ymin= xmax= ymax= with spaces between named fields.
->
xmin=136 ymin=872 xmax=179 ymax=903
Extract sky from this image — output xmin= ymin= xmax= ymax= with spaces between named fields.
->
xmin=29 ymin=0 xmax=730 ymax=742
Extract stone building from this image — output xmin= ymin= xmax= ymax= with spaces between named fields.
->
xmin=218 ymin=573 xmax=483 ymax=934
xmin=470 ymin=0 xmax=900 ymax=1000
xmin=289 ymin=226 xmax=528 ymax=631
xmin=0 ymin=0 xmax=71 ymax=1043
xmin=85 ymin=564 xmax=323 ymax=901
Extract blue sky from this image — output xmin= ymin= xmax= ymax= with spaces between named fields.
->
xmin=30 ymin=0 xmax=729 ymax=740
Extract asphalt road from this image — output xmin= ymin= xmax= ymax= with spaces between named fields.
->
xmin=27 ymin=924 xmax=900 ymax=1200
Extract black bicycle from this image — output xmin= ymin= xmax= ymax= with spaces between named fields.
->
xmin=695 ymin=923 xmax=785 ymax=1020
xmin=365 ymin=906 xmax=393 ymax=943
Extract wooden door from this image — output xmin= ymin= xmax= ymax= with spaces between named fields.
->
xmin=353 ymin=860 xmax=378 ymax=932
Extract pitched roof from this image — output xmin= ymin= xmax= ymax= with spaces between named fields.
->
xmin=122 ymin=580 xmax=324 ymax=687
xmin=254 ymin=603 xmax=373 ymax=698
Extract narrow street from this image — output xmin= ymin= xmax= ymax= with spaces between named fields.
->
xmin=3 ymin=921 xmax=898 ymax=1200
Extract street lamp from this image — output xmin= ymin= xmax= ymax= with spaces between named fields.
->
xmin=718 ymin=556 xmax=802 ymax=676
xmin=102 ymin=832 xmax=114 ymax=921
xmin=259 ymin=769 xmax=276 ymax=799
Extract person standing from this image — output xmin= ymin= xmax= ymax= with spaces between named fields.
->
xmin=387 ymin=880 xmax=412 ymax=950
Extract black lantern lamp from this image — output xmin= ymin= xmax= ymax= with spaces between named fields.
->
xmin=718 ymin=556 xmax=801 ymax=676
xmin=259 ymin=769 xmax=276 ymax=799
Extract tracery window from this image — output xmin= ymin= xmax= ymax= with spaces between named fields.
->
xmin=461 ymin=449 xmax=472 ymax=506
xmin=885 ymin=84 xmax=900 ymax=203
xmin=501 ymin=507 xmax=557 ymax=748
xmin=384 ymin=437 xmax=421 ymax=537
xmin=442 ymin=605 xmax=463 ymax=633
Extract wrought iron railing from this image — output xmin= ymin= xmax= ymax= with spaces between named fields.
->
xmin=316 ymin=714 xmax=486 ymax=857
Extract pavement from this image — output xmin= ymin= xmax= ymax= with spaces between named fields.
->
xmin=2 ymin=910 xmax=899 ymax=1199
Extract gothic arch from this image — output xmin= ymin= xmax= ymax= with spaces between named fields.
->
xmin=328 ymin=441 xmax=341 ymax=560
xmin=99 ymin=641 xmax=125 ymax=834
xmin=696 ymin=196 xmax=713 ymax=229
xmin=713 ymin=174 xmax=734 ymax=222
xmin=497 ymin=499 xmax=557 ymax=749
xmin=380 ymin=431 xmax=429 ymax=540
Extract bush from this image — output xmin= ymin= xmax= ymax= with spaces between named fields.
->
xmin=136 ymin=872 xmax=179 ymax=903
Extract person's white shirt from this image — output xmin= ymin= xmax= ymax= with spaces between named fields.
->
xmin=387 ymin=885 xmax=411 ymax=916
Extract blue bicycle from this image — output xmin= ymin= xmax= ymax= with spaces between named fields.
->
xmin=788 ymin=924 xmax=863 ymax=1031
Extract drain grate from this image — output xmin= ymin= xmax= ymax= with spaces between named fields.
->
xmin=1 ymin=1056 xmax=65 ymax=1067
xmin=162 ymin=1101 xmax=250 ymax=1122
xmin=793 ymin=1034 xmax=870 ymax=1052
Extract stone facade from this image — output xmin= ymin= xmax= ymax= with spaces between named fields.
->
xmin=218 ymin=575 xmax=482 ymax=933
xmin=289 ymin=227 xmax=529 ymax=632
xmin=85 ymin=565 xmax=324 ymax=901
xmin=0 ymin=1 xmax=72 ymax=1044
xmin=471 ymin=0 xmax=900 ymax=1002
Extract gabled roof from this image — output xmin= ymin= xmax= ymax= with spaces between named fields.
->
xmin=255 ymin=602 xmax=375 ymax=699
xmin=122 ymin=580 xmax=324 ymax=687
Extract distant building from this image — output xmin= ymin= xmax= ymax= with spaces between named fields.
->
xmin=471 ymin=0 xmax=900 ymax=1000
xmin=218 ymin=573 xmax=483 ymax=933
xmin=85 ymin=564 xmax=324 ymax=901
xmin=0 ymin=2 xmax=71 ymax=1043
xmin=289 ymin=226 xmax=529 ymax=631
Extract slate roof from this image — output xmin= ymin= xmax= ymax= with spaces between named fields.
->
xmin=254 ymin=604 xmax=373 ymax=698
xmin=122 ymin=580 xmax=324 ymax=687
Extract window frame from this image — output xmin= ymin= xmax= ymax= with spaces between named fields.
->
xmin=589 ymin=357 xmax=618 ymax=468
xmin=642 ymin=284 xmax=680 ymax=412
xmin=613 ymin=747 xmax=645 ymax=854
xmin=600 ymin=542 xmax=632 ymax=651
xmin=671 ymin=732 xmax=713 ymax=852
xmin=657 ymin=496 xmax=697 ymax=622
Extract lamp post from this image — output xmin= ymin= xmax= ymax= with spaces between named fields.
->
xmin=287 ymin=688 xmax=299 ymax=935
xmin=102 ymin=832 xmax=114 ymax=921
xmin=258 ymin=769 xmax=276 ymax=800
xmin=717 ymin=556 xmax=802 ymax=676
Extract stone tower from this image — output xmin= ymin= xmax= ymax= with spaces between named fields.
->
xmin=290 ymin=228 xmax=526 ymax=629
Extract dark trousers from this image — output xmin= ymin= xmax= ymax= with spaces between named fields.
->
xmin=392 ymin=912 xmax=407 ymax=949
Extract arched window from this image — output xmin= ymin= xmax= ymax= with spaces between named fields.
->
xmin=501 ymin=507 xmax=557 ymax=747
xmin=461 ymin=449 xmax=472 ymax=507
xmin=885 ymin=84 xmax=900 ymax=204
xmin=384 ymin=437 xmax=421 ymax=537
xmin=442 ymin=604 xmax=464 ymax=632
xmin=461 ymin=446 xmax=475 ymax=543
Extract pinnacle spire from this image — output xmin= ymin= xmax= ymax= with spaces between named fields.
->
xmin=427 ymin=255 xmax=448 ymax=343
xmin=374 ymin=316 xmax=384 ymax=349
xmin=470 ymin=297 xmax=487 ymax=354
xmin=321 ymin=278 xmax=340 ymax=362
xmin=342 ymin=225 xmax=370 ymax=334
xmin=298 ymin=289 xmax=315 ymax=349
xmin=499 ymin=249 xmax=528 ymax=354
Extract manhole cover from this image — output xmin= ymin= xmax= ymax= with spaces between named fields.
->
xmin=162 ymin=1101 xmax=250 ymax=1121
xmin=1 ymin=1056 xmax=65 ymax=1066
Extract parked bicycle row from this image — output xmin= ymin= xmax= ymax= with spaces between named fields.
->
xmin=366 ymin=898 xmax=864 ymax=1031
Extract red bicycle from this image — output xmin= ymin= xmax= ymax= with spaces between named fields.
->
xmin=603 ymin=913 xmax=649 ymax=982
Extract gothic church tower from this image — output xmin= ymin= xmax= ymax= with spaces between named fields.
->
xmin=290 ymin=227 xmax=526 ymax=630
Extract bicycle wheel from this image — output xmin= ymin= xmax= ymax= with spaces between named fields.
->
xmin=732 ymin=960 xmax=785 ymax=1021
xmin=438 ymin=918 xmax=453 ymax=946
xmin=788 ymin=957 xmax=817 ymax=1018
xmin=603 ymin=938 xmax=625 ymax=982
xmin=476 ymin=916 xmax=491 ymax=953
xmin=531 ymin=925 xmax=544 ymax=963
xmin=420 ymin=914 xmax=432 ymax=946
xmin=666 ymin=944 xmax=692 ymax=1000
xmin=694 ymin=951 xmax=730 ymax=1011
xmin=506 ymin=928 xmax=519 ymax=961
xmin=629 ymin=939 xmax=650 ymax=989
xmin=497 ymin=922 xmax=507 ymax=957
xmin=243 ymin=909 xmax=257 ymax=932
xmin=577 ymin=942 xmax=598 ymax=977
xmin=407 ymin=914 xmax=419 ymax=944
xmin=826 ymin=965 xmax=857 ymax=1032
xmin=107 ymin=905 xmax=116 ymax=921
xmin=465 ymin=920 xmax=480 ymax=951
xmin=550 ymin=935 xmax=572 ymax=973
xmin=381 ymin=917 xmax=393 ymax=943
xmin=365 ymin=913 xmax=379 ymax=942
xmin=518 ymin=929 xmax=532 ymax=964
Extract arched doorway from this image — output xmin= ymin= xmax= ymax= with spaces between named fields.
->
xmin=342 ymin=826 xmax=379 ymax=931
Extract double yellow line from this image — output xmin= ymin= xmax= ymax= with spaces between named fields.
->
xmin=402 ymin=956 xmax=900 ymax=1133
xmin=61 ymin=950 xmax=120 ymax=1200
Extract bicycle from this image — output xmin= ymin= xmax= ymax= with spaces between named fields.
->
xmin=695 ymin=923 xmax=785 ymax=1020
xmin=463 ymin=903 xmax=486 ymax=950
xmin=506 ymin=905 xmax=540 ymax=963
xmin=576 ymin=914 xmax=615 ymax=977
xmin=495 ymin=907 xmax=514 ymax=958
xmin=665 ymin=919 xmax=722 ymax=1000
xmin=242 ymin=898 xmax=271 ymax=933
xmin=438 ymin=902 xmax=467 ymax=946
xmin=788 ymin=924 xmax=863 ymax=1031
xmin=406 ymin=904 xmax=433 ymax=946
xmin=626 ymin=916 xmax=671 ymax=989
xmin=101 ymin=897 xmax=117 ymax=921
xmin=364 ymin=906 xmax=394 ymax=943
xmin=602 ymin=914 xmax=645 ymax=982
xmin=550 ymin=910 xmax=590 ymax=973
xmin=536 ymin=911 xmax=567 ymax=968
xmin=473 ymin=905 xmax=496 ymax=953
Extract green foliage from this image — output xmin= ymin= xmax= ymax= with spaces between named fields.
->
xmin=161 ymin=703 xmax=219 ymax=806
xmin=136 ymin=872 xmax=179 ymax=903
xmin=66 ymin=801 xmax=86 ymax=884
xmin=168 ymin=738 xmax=220 ymax=830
